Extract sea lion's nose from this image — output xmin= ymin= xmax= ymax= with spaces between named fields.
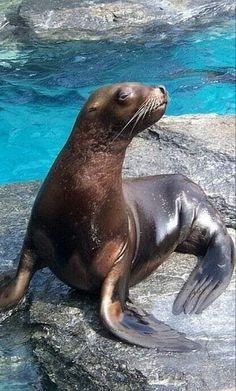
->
xmin=158 ymin=85 xmax=167 ymax=94
xmin=151 ymin=85 xmax=167 ymax=95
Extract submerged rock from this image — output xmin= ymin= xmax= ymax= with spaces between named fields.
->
xmin=0 ymin=0 xmax=235 ymax=44
xmin=0 ymin=114 xmax=235 ymax=390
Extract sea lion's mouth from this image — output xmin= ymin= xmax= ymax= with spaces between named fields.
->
xmin=141 ymin=95 xmax=168 ymax=117
xmin=146 ymin=87 xmax=169 ymax=114
xmin=150 ymin=99 xmax=168 ymax=112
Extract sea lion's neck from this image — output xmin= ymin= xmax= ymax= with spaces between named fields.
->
xmin=59 ymin=122 xmax=130 ymax=240
xmin=69 ymin=118 xmax=131 ymax=153
xmin=65 ymin=121 xmax=130 ymax=198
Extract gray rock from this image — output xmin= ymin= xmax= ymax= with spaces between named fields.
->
xmin=0 ymin=0 xmax=235 ymax=43
xmin=0 ymin=114 xmax=235 ymax=390
xmin=30 ymin=252 xmax=235 ymax=391
xmin=131 ymin=114 xmax=236 ymax=228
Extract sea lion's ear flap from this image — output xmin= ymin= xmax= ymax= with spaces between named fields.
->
xmin=100 ymin=257 xmax=200 ymax=352
xmin=88 ymin=106 xmax=97 ymax=112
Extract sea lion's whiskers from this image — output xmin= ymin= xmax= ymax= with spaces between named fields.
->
xmin=147 ymin=97 xmax=158 ymax=114
xmin=128 ymin=97 xmax=154 ymax=138
xmin=149 ymin=97 xmax=157 ymax=113
xmin=139 ymin=97 xmax=155 ymax=122
xmin=128 ymin=108 xmax=146 ymax=138
xmin=122 ymin=97 xmax=150 ymax=131
xmin=110 ymin=98 xmax=150 ymax=144
xmin=141 ymin=97 xmax=155 ymax=121
xmin=143 ymin=97 xmax=155 ymax=118
xmin=154 ymin=99 xmax=164 ymax=110
xmin=133 ymin=99 xmax=152 ymax=125
xmin=128 ymin=96 xmax=163 ymax=139
xmin=140 ymin=103 xmax=150 ymax=121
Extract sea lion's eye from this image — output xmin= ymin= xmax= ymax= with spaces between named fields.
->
xmin=117 ymin=88 xmax=133 ymax=102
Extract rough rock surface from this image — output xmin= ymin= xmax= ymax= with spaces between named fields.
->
xmin=0 ymin=0 xmax=235 ymax=43
xmin=0 ymin=114 xmax=235 ymax=390
xmin=138 ymin=115 xmax=236 ymax=228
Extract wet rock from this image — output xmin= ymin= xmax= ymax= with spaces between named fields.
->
xmin=0 ymin=0 xmax=235 ymax=44
xmin=0 ymin=114 xmax=235 ymax=390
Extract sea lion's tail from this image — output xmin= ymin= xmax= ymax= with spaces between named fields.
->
xmin=173 ymin=231 xmax=235 ymax=315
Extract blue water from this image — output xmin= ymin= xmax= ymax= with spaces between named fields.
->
xmin=0 ymin=20 xmax=235 ymax=184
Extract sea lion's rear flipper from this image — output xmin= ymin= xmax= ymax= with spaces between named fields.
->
xmin=100 ymin=260 xmax=200 ymax=351
xmin=0 ymin=241 xmax=37 ymax=311
xmin=173 ymin=232 xmax=235 ymax=315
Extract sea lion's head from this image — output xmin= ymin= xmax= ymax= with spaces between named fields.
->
xmin=78 ymin=83 xmax=168 ymax=140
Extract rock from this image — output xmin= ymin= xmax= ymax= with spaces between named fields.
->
xmin=0 ymin=0 xmax=235 ymax=43
xmin=30 ymin=252 xmax=235 ymax=391
xmin=132 ymin=114 xmax=236 ymax=228
xmin=0 ymin=114 xmax=235 ymax=390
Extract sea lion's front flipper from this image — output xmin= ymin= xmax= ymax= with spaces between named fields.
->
xmin=173 ymin=232 xmax=235 ymax=315
xmin=100 ymin=259 xmax=200 ymax=351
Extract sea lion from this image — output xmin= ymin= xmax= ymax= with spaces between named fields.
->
xmin=0 ymin=83 xmax=234 ymax=352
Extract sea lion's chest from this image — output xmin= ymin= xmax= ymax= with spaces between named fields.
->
xmin=30 ymin=211 xmax=128 ymax=291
